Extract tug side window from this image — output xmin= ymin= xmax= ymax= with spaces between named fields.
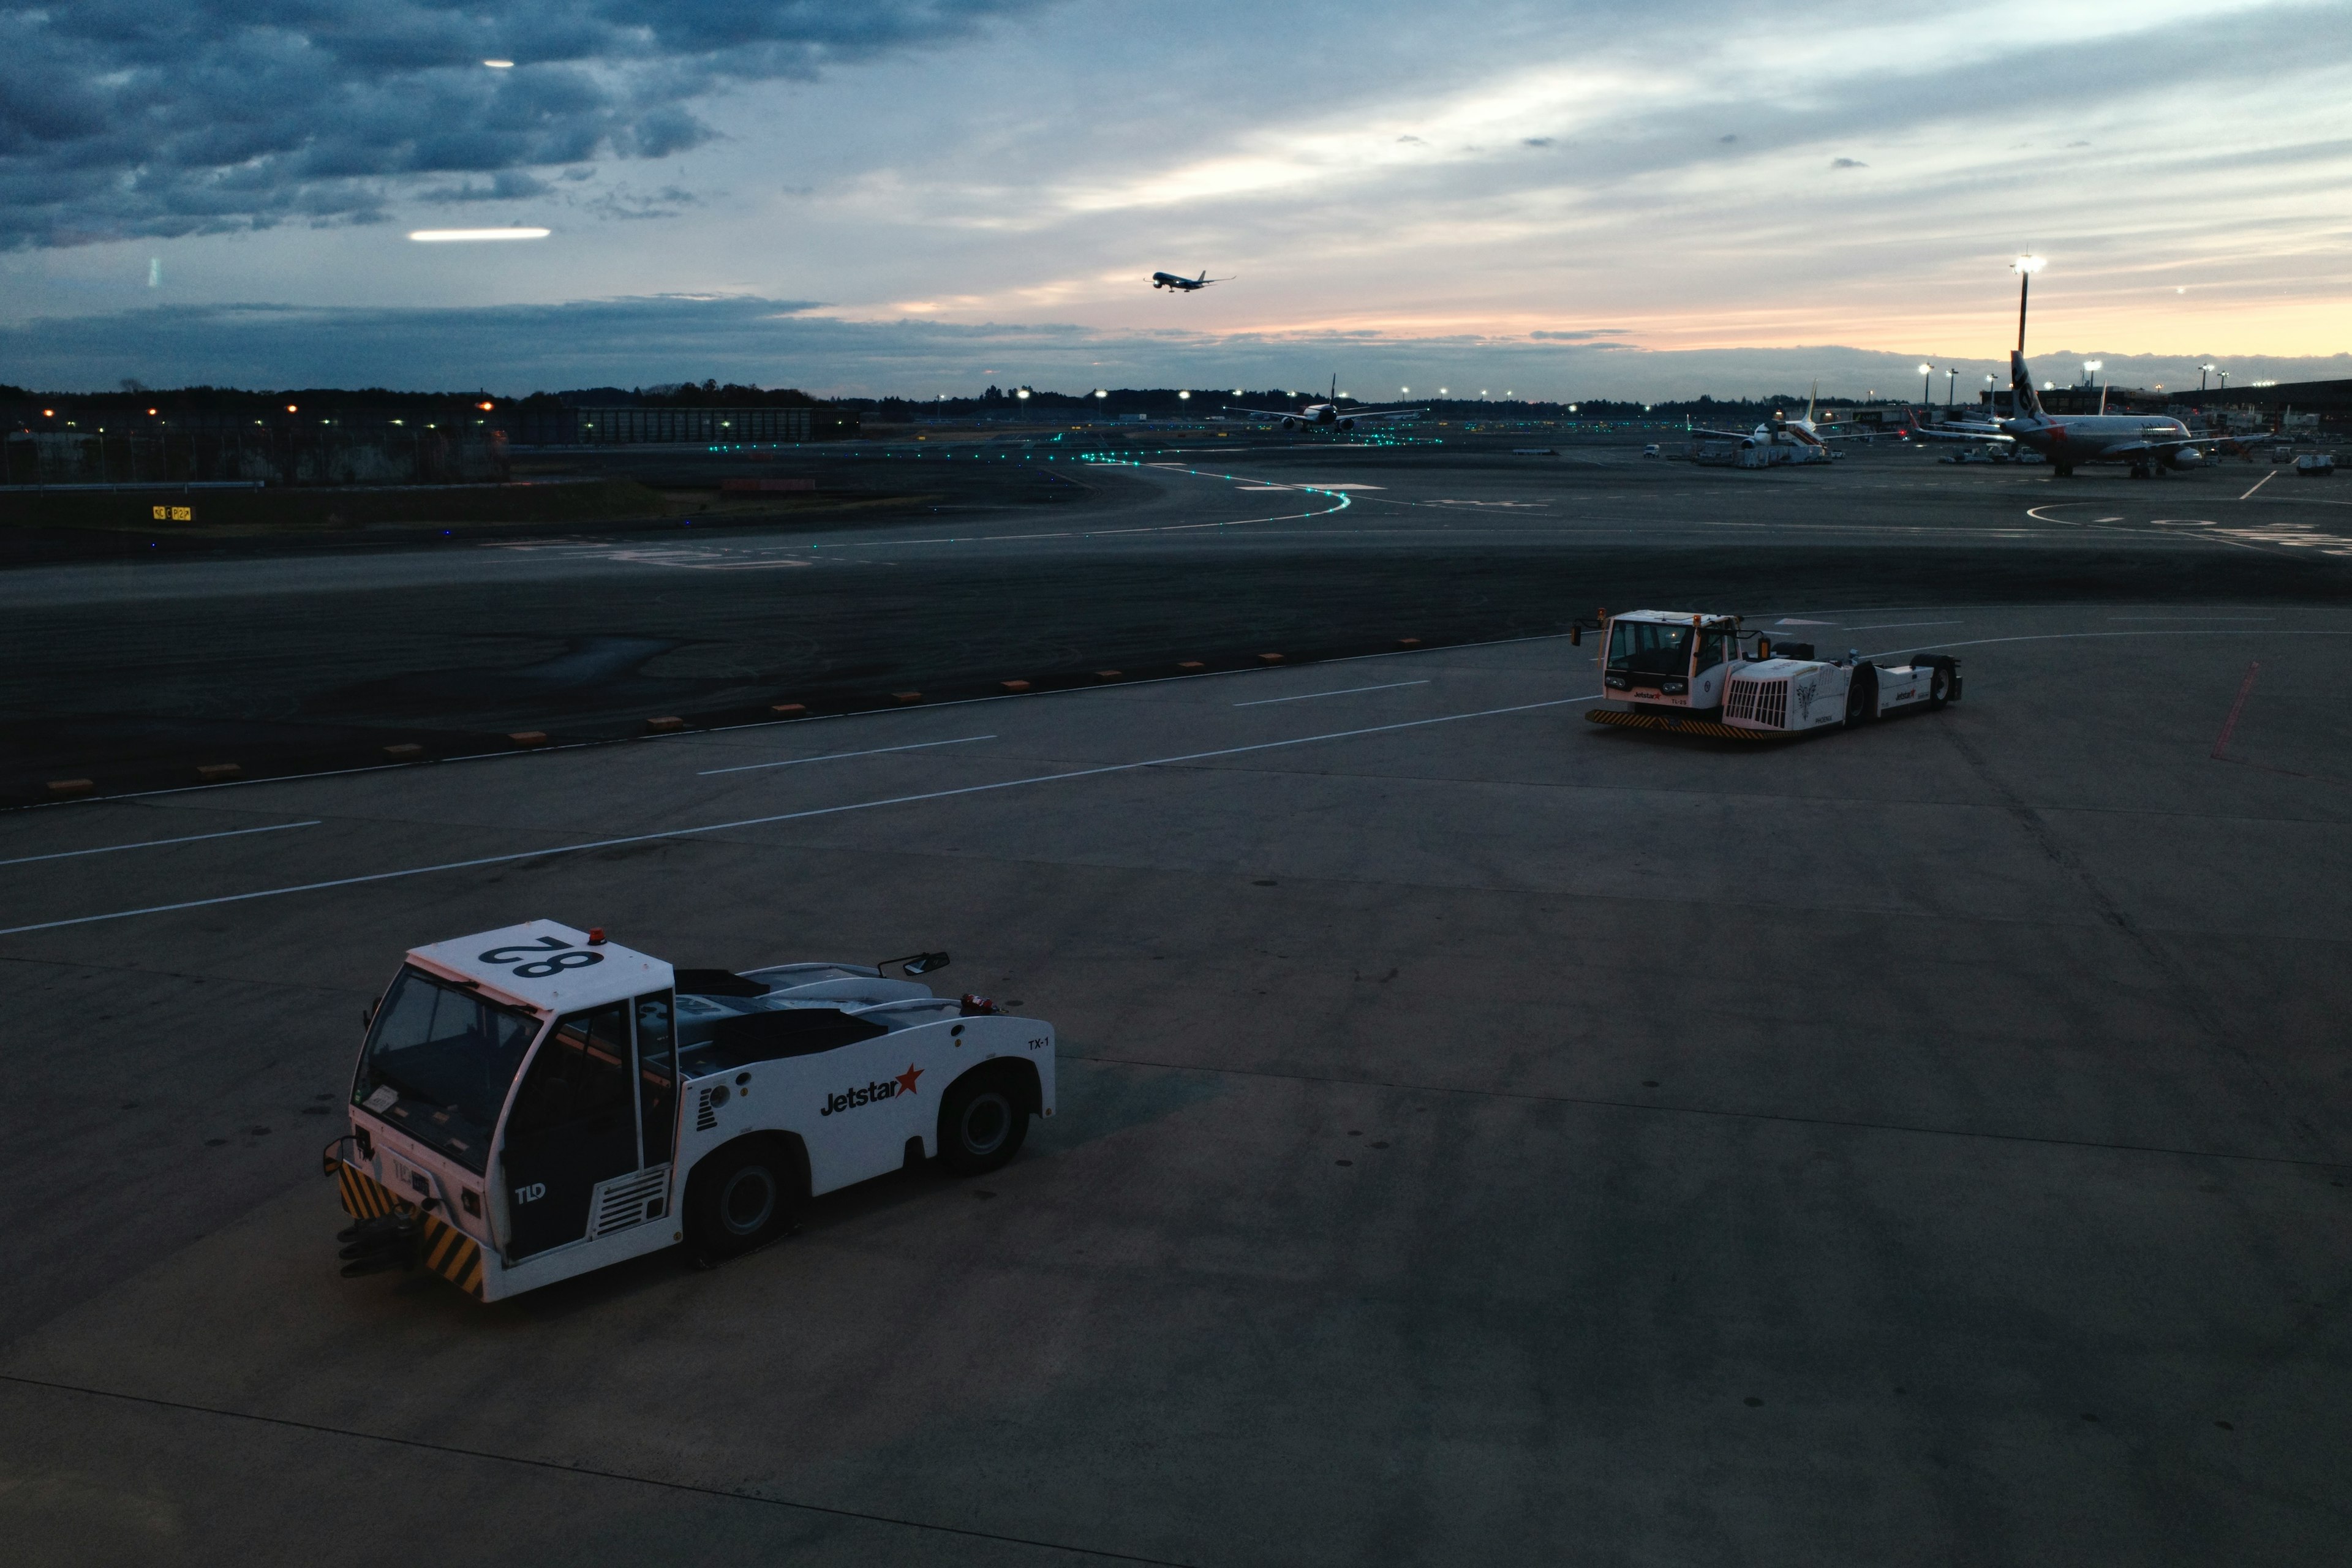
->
xmin=635 ymin=991 xmax=676 ymax=1166
xmin=1694 ymin=631 xmax=1728 ymax=674
xmin=508 ymin=1004 xmax=633 ymax=1137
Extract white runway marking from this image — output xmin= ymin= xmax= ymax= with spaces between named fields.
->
xmin=1234 ymin=680 xmax=1431 ymax=707
xmin=1844 ymin=620 xmax=1961 ymax=631
xmin=2109 ymin=616 xmax=2273 ymax=622
xmin=0 ymin=697 xmax=1599 ymax=937
xmin=2241 ymin=472 xmax=2276 ymax=501
xmin=0 ymin=820 xmax=320 ymax=869
xmin=698 ymin=735 xmax=997 ymax=777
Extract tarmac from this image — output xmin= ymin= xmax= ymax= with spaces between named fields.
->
xmin=4 ymin=437 xmax=2350 ymax=1565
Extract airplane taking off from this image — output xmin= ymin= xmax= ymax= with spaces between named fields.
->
xmin=1912 ymin=260 xmax=2204 ymax=478
xmin=1224 ymin=375 xmax=1427 ymax=432
xmin=1150 ymin=270 xmax=1230 ymax=292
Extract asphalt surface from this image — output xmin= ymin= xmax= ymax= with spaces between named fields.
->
xmin=7 ymin=435 xmax=2350 ymax=802
xmin=5 ymin=439 xmax=2351 ymax=1565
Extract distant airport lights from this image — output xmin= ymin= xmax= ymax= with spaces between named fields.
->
xmin=1918 ymin=363 xmax=1933 ymax=402
xmin=1177 ymin=390 xmax=1190 ymax=399
xmin=1016 ymin=388 xmax=1030 ymax=399
xmin=408 ymin=228 xmax=550 ymax=241
xmin=484 ymin=59 xmax=514 ymax=69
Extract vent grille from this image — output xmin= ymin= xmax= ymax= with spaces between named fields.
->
xmin=590 ymin=1166 xmax=671 ymax=1237
xmin=1725 ymin=677 xmax=1789 ymax=729
xmin=695 ymin=1090 xmax=718 ymax=1132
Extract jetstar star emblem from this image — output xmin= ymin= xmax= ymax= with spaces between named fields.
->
xmin=820 ymin=1065 xmax=924 ymax=1117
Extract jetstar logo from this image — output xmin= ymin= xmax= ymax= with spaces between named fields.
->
xmin=820 ymin=1064 xmax=923 ymax=1117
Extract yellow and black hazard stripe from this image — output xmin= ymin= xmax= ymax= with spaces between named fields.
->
xmin=1585 ymin=707 xmax=1795 ymax=742
xmin=337 ymin=1162 xmax=488 ymax=1300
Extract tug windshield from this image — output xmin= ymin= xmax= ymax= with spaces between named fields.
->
xmin=1608 ymin=621 xmax=1694 ymax=678
xmin=353 ymin=967 xmax=542 ymax=1174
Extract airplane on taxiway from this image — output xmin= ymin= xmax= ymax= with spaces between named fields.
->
xmin=1224 ymin=375 xmax=1427 ymax=432
xmin=1150 ymin=270 xmax=1230 ymax=292
xmin=1910 ymin=355 xmax=2205 ymax=477
xmin=1688 ymin=384 xmax=1869 ymax=464
xmin=1910 ymin=260 xmax=2206 ymax=478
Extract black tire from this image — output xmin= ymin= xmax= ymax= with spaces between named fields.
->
xmin=1844 ymin=679 xmax=1871 ymax=728
xmin=1928 ymin=663 xmax=1952 ymax=709
xmin=939 ymin=1069 xmax=1029 ymax=1176
xmin=685 ymin=1140 xmax=796 ymax=1258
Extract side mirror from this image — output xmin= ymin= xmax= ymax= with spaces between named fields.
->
xmin=900 ymin=952 xmax=950 ymax=976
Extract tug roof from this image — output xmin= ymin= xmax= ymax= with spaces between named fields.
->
xmin=407 ymin=919 xmax=671 ymax=1015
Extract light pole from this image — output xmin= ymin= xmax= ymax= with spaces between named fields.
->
xmin=1984 ymin=372 xmax=1996 ymax=413
xmin=2217 ymin=371 xmax=2228 ymax=391
xmin=2084 ymin=360 xmax=2103 ymax=391
xmin=1946 ymin=368 xmax=1957 ymax=407
xmin=2199 ymin=363 xmax=2215 ymax=392
xmin=1918 ymin=363 xmax=1933 ymax=405
xmin=2012 ymin=254 xmax=2045 ymax=354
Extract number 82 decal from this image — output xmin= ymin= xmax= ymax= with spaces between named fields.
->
xmin=478 ymin=935 xmax=605 ymax=978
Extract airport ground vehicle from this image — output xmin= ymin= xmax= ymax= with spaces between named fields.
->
xmin=328 ymin=922 xmax=1054 ymax=1302
xmin=2296 ymin=453 xmax=2336 ymax=478
xmin=1583 ymin=609 xmax=1961 ymax=739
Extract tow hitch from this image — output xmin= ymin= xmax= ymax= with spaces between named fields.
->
xmin=337 ymin=1211 xmax=423 ymax=1276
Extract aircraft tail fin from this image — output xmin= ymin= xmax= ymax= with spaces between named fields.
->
xmin=1806 ymin=381 xmax=1817 ymax=423
xmin=2010 ymin=350 xmax=2048 ymax=423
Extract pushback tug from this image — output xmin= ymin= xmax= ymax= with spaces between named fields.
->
xmin=1584 ymin=609 xmax=1962 ymax=739
xmin=328 ymin=922 xmax=1053 ymax=1301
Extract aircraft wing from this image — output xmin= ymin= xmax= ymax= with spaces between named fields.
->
xmin=1339 ymin=406 xmax=1427 ymax=422
xmin=1911 ymin=423 xmax=2014 ymax=444
xmin=1222 ymin=406 xmax=1306 ymax=421
xmin=1687 ymin=426 xmax=1754 ymax=440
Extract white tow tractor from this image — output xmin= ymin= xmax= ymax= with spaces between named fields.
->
xmin=326 ymin=922 xmax=1054 ymax=1302
xmin=1581 ymin=609 xmax=1962 ymax=739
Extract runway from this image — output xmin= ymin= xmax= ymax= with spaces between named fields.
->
xmin=3 ymin=585 xmax=2348 ymax=1564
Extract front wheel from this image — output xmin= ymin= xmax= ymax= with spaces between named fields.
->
xmin=685 ymin=1142 xmax=796 ymax=1258
xmin=1928 ymin=665 xmax=1952 ymax=709
xmin=1844 ymin=681 xmax=1871 ymax=728
xmin=939 ymin=1072 xmax=1029 ymax=1176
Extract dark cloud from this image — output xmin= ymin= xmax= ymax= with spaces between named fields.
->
xmin=0 ymin=2 xmax=1046 ymax=247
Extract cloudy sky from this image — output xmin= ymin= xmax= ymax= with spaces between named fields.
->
xmin=4 ymin=0 xmax=2350 ymax=397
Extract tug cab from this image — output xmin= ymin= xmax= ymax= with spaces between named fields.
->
xmin=1602 ymin=611 xmax=1742 ymax=713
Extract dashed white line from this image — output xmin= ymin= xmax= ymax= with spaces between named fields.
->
xmin=1234 ymin=680 xmax=1431 ymax=707
xmin=698 ymin=736 xmax=996 ymax=777
xmin=0 ymin=696 xmax=1597 ymax=937
xmin=0 ymin=820 xmax=320 ymax=869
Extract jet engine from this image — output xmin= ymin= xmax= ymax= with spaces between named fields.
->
xmin=2167 ymin=447 xmax=2206 ymax=469
xmin=1280 ymin=417 xmax=1299 ymax=431
xmin=1338 ymin=418 xmax=1356 ymax=431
